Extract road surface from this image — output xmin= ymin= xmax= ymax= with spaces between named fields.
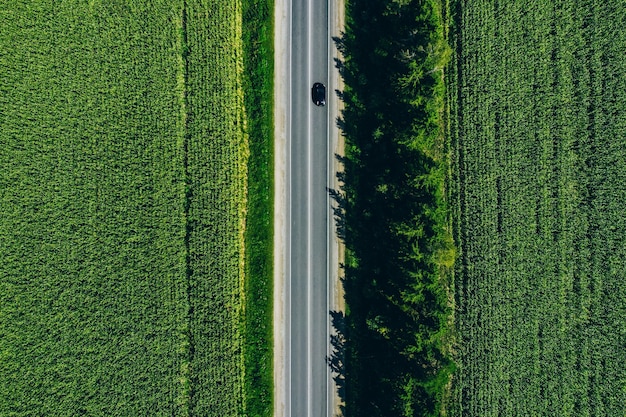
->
xmin=275 ymin=0 xmax=342 ymax=415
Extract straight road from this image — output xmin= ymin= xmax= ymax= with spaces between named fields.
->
xmin=280 ymin=0 xmax=340 ymax=415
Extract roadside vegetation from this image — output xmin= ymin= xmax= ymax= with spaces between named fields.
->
xmin=0 ymin=0 xmax=273 ymax=415
xmin=447 ymin=0 xmax=626 ymax=415
xmin=242 ymin=0 xmax=275 ymax=415
xmin=330 ymin=0 xmax=456 ymax=415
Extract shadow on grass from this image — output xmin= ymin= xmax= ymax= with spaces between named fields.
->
xmin=326 ymin=0 xmax=455 ymax=416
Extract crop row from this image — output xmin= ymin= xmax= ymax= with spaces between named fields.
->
xmin=0 ymin=1 xmax=189 ymax=415
xmin=184 ymin=0 xmax=249 ymax=415
xmin=447 ymin=0 xmax=626 ymax=415
xmin=0 ymin=0 xmax=250 ymax=416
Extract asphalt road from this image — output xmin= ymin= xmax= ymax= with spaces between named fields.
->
xmin=286 ymin=0 xmax=335 ymax=415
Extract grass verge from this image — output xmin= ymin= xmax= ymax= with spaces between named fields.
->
xmin=242 ymin=0 xmax=274 ymax=415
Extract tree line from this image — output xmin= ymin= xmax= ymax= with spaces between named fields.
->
xmin=329 ymin=0 xmax=455 ymax=416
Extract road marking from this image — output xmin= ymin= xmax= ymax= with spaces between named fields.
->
xmin=326 ymin=0 xmax=332 ymax=413
xmin=286 ymin=0 xmax=293 ymax=414
xmin=306 ymin=0 xmax=313 ymax=416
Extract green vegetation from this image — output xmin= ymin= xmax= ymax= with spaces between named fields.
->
xmin=447 ymin=0 xmax=626 ymax=415
xmin=0 ymin=2 xmax=188 ymax=414
xmin=331 ymin=0 xmax=456 ymax=415
xmin=0 ymin=0 xmax=273 ymax=415
xmin=241 ymin=0 xmax=275 ymax=415
xmin=184 ymin=0 xmax=248 ymax=414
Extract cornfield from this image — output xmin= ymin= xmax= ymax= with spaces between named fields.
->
xmin=447 ymin=0 xmax=626 ymax=415
xmin=0 ymin=0 xmax=248 ymax=415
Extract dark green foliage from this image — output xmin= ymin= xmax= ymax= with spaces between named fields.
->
xmin=184 ymin=0 xmax=249 ymax=414
xmin=447 ymin=0 xmax=626 ymax=415
xmin=242 ymin=0 xmax=275 ymax=415
xmin=331 ymin=0 xmax=455 ymax=416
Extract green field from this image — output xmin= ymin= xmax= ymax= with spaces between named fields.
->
xmin=0 ymin=0 xmax=267 ymax=415
xmin=447 ymin=0 xmax=626 ymax=415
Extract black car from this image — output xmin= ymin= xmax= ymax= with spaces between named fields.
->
xmin=311 ymin=82 xmax=326 ymax=106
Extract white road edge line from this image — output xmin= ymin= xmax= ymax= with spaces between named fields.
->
xmin=286 ymin=0 xmax=293 ymax=415
xmin=326 ymin=0 xmax=332 ymax=415
xmin=307 ymin=0 xmax=313 ymax=415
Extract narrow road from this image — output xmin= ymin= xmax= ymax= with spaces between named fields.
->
xmin=288 ymin=0 xmax=329 ymax=415
xmin=276 ymin=0 xmax=341 ymax=415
